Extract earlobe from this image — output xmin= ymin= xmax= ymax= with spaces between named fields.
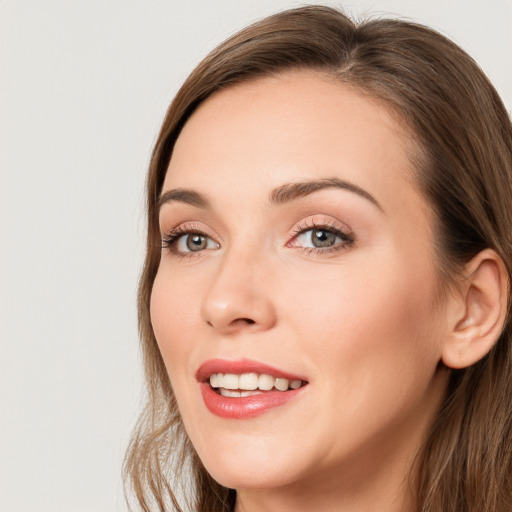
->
xmin=442 ymin=249 xmax=509 ymax=370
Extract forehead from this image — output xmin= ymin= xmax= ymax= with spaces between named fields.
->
xmin=164 ymin=70 xmax=423 ymax=216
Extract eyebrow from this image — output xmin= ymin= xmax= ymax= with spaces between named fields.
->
xmin=157 ymin=188 xmax=210 ymax=211
xmin=270 ymin=178 xmax=382 ymax=210
xmin=157 ymin=177 xmax=382 ymax=213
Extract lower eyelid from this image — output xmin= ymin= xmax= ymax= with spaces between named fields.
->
xmin=296 ymin=232 xmax=353 ymax=248
xmin=162 ymin=230 xmax=220 ymax=255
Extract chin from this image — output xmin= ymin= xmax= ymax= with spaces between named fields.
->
xmin=193 ymin=436 xmax=304 ymax=490
xmin=206 ymin=463 xmax=294 ymax=491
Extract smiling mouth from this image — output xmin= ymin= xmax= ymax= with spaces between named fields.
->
xmin=197 ymin=360 xmax=308 ymax=418
xmin=209 ymin=372 xmax=307 ymax=397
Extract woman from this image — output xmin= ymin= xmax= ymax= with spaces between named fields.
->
xmin=124 ymin=5 xmax=512 ymax=511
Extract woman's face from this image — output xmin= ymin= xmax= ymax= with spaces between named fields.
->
xmin=151 ymin=71 xmax=450 ymax=497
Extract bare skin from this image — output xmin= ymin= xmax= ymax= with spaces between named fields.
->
xmin=151 ymin=71 xmax=454 ymax=511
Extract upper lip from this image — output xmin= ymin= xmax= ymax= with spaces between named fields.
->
xmin=196 ymin=358 xmax=308 ymax=383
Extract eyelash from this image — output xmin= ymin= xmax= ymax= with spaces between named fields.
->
xmin=288 ymin=220 xmax=355 ymax=255
xmin=160 ymin=220 xmax=355 ymax=257
xmin=160 ymin=224 xmax=212 ymax=257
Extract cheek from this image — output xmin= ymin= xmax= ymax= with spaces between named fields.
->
xmin=282 ymin=255 xmax=443 ymax=383
xmin=278 ymin=258 xmax=446 ymax=458
xmin=149 ymin=266 xmax=200 ymax=374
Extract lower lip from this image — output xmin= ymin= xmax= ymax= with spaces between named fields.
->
xmin=200 ymin=383 xmax=306 ymax=419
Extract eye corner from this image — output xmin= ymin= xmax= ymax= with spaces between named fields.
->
xmin=160 ymin=222 xmax=221 ymax=257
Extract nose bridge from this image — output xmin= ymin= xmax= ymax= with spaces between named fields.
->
xmin=201 ymin=238 xmax=276 ymax=332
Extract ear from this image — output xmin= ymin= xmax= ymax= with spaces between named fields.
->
xmin=442 ymin=249 xmax=509 ymax=369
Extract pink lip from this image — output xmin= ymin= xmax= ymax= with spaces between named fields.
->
xmin=196 ymin=358 xmax=306 ymax=382
xmin=196 ymin=358 xmax=308 ymax=419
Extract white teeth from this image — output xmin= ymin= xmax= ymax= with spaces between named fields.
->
xmin=239 ymin=372 xmax=258 ymax=390
xmin=209 ymin=372 xmax=304 ymax=392
xmin=219 ymin=389 xmax=262 ymax=398
xmin=209 ymin=373 xmax=220 ymax=388
xmin=290 ymin=379 xmax=302 ymax=389
xmin=223 ymin=373 xmax=239 ymax=390
xmin=258 ymin=374 xmax=274 ymax=391
xmin=275 ymin=378 xmax=289 ymax=391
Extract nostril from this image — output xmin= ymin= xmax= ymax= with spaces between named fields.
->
xmin=205 ymin=318 xmax=255 ymax=328
xmin=232 ymin=318 xmax=256 ymax=326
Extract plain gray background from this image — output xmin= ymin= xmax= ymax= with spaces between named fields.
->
xmin=1 ymin=1 xmax=511 ymax=511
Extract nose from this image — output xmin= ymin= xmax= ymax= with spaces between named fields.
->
xmin=200 ymin=249 xmax=277 ymax=334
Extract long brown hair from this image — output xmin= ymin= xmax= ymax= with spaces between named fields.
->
xmin=124 ymin=6 xmax=512 ymax=511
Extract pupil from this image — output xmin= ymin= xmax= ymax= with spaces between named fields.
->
xmin=313 ymin=229 xmax=336 ymax=247
xmin=187 ymin=234 xmax=206 ymax=251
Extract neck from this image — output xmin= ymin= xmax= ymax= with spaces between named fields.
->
xmin=234 ymin=452 xmax=414 ymax=512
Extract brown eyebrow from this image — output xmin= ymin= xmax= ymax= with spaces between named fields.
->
xmin=157 ymin=177 xmax=382 ymax=214
xmin=157 ymin=188 xmax=210 ymax=212
xmin=270 ymin=178 xmax=383 ymax=211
